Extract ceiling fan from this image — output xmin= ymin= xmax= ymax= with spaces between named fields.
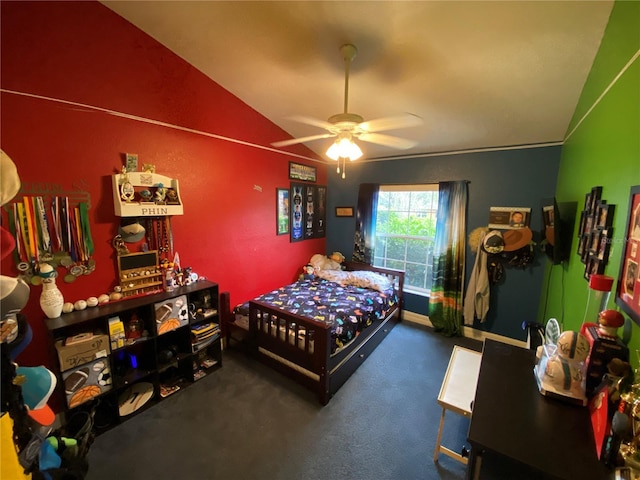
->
xmin=271 ymin=44 xmax=422 ymax=168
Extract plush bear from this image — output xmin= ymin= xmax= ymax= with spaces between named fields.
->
xmin=309 ymin=252 xmax=344 ymax=273
xmin=329 ymin=252 xmax=345 ymax=264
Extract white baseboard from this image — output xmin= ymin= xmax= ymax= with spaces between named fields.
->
xmin=401 ymin=310 xmax=526 ymax=348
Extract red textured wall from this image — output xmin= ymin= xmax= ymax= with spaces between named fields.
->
xmin=1 ymin=1 xmax=327 ymax=371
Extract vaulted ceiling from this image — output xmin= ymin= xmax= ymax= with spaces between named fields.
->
xmin=102 ymin=1 xmax=614 ymax=162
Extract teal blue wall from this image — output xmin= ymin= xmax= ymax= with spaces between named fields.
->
xmin=326 ymin=146 xmax=561 ymax=340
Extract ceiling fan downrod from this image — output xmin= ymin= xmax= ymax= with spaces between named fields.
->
xmin=341 ymin=44 xmax=357 ymax=115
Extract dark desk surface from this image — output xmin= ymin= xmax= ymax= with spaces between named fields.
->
xmin=467 ymin=339 xmax=611 ymax=480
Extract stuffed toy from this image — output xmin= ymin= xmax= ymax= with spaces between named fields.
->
xmin=329 ymin=252 xmax=345 ymax=264
xmin=300 ymin=264 xmax=315 ymax=281
xmin=309 ymin=252 xmax=344 ymax=273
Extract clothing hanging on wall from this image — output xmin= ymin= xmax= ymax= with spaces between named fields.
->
xmin=464 ymin=233 xmax=490 ymax=325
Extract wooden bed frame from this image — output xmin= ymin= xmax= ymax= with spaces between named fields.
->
xmin=220 ymin=261 xmax=404 ymax=405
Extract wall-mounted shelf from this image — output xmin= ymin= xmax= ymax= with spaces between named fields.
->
xmin=112 ymin=172 xmax=183 ymax=217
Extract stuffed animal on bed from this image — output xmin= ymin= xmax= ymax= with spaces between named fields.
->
xmin=309 ymin=252 xmax=344 ymax=273
xmin=300 ymin=264 xmax=315 ymax=281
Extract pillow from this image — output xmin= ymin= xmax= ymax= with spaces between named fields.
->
xmin=347 ymin=270 xmax=393 ymax=292
xmin=316 ymin=269 xmax=393 ymax=292
xmin=316 ymin=269 xmax=351 ymax=285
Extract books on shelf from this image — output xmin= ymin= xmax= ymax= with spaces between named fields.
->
xmin=108 ymin=317 xmax=125 ymax=350
xmin=191 ymin=322 xmax=219 ymax=336
xmin=191 ymin=322 xmax=220 ymax=351
xmin=159 ymin=383 xmax=181 ymax=398
xmin=200 ymin=357 xmax=218 ymax=369
xmin=191 ymin=333 xmax=219 ymax=353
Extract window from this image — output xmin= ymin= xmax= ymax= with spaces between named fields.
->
xmin=373 ymin=184 xmax=439 ymax=295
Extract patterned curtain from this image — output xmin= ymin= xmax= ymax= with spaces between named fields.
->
xmin=352 ymin=183 xmax=379 ymax=264
xmin=428 ymin=181 xmax=468 ymax=336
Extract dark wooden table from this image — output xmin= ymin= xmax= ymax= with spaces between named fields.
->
xmin=466 ymin=339 xmax=612 ymax=480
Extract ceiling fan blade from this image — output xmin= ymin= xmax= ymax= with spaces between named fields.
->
xmin=286 ymin=115 xmax=335 ymax=131
xmin=271 ymin=133 xmax=335 ymax=148
xmin=359 ymin=114 xmax=423 ymax=133
xmin=358 ymin=132 xmax=418 ymax=150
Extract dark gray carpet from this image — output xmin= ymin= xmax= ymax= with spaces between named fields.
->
xmin=85 ymin=322 xmax=547 ymax=480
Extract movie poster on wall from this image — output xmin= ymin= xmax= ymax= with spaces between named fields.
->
xmin=290 ymin=183 xmax=304 ymax=242
xmin=304 ymin=185 xmax=315 ymax=239
xmin=290 ymin=183 xmax=326 ymax=242
xmin=316 ymin=186 xmax=326 ymax=238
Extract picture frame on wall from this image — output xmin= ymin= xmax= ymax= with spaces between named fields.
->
xmin=589 ymin=229 xmax=601 ymax=254
xmin=290 ymin=183 xmax=305 ymax=242
xmin=276 ymin=188 xmax=289 ymax=235
xmin=316 ymin=186 xmax=327 ymax=238
xmin=577 ymin=185 xmax=613 ymax=271
xmin=585 ymin=254 xmax=603 ymax=281
xmin=589 ymin=186 xmax=603 ymax=212
xmin=488 ymin=206 xmax=531 ymax=229
xmin=615 ymin=185 xmax=640 ymax=325
xmin=335 ymin=206 xmax=354 ymax=217
xmin=290 ymin=182 xmax=326 ymax=242
xmin=580 ymin=235 xmax=590 ymax=264
xmin=597 ymin=228 xmax=612 ymax=262
xmin=289 ymin=162 xmax=317 ymax=182
xmin=596 ymin=202 xmax=615 ymax=229
xmin=304 ymin=184 xmax=316 ymax=240
xmin=125 ymin=153 xmax=138 ymax=172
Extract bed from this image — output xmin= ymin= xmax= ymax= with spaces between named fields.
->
xmin=220 ymin=261 xmax=404 ymax=404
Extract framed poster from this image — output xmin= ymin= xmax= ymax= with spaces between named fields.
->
xmin=289 ymin=162 xmax=317 ymax=182
xmin=304 ymin=184 xmax=315 ymax=239
xmin=276 ymin=188 xmax=289 ymax=235
xmin=316 ymin=186 xmax=326 ymax=238
xmin=125 ymin=153 xmax=138 ymax=172
xmin=289 ymin=183 xmax=326 ymax=242
xmin=615 ymin=185 xmax=640 ymax=325
xmin=335 ymin=207 xmax=354 ymax=217
xmin=290 ymin=183 xmax=305 ymax=242
xmin=488 ymin=206 xmax=531 ymax=229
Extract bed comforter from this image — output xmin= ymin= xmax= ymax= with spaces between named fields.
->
xmin=234 ymin=275 xmax=398 ymax=355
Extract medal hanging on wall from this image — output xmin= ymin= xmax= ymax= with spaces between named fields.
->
xmin=60 ymin=200 xmax=95 ymax=283
xmin=151 ymin=216 xmax=173 ymax=262
xmin=9 ymin=195 xmax=96 ymax=284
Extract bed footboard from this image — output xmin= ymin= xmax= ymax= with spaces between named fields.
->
xmin=249 ymin=300 xmax=332 ymax=403
xmin=238 ymin=262 xmax=404 ymax=405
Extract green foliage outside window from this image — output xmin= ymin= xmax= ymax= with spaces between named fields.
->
xmin=374 ymin=189 xmax=438 ymax=293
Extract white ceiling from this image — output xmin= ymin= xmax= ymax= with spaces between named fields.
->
xmin=101 ymin=1 xmax=614 ymax=162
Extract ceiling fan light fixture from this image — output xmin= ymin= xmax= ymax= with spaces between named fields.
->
xmin=326 ymin=136 xmax=363 ymax=161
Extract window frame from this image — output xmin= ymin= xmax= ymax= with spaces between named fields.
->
xmin=373 ymin=184 xmax=439 ymax=296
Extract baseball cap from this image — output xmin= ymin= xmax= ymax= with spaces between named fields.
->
xmin=482 ymin=230 xmax=505 ymax=254
xmin=15 ymin=365 xmax=57 ymax=426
